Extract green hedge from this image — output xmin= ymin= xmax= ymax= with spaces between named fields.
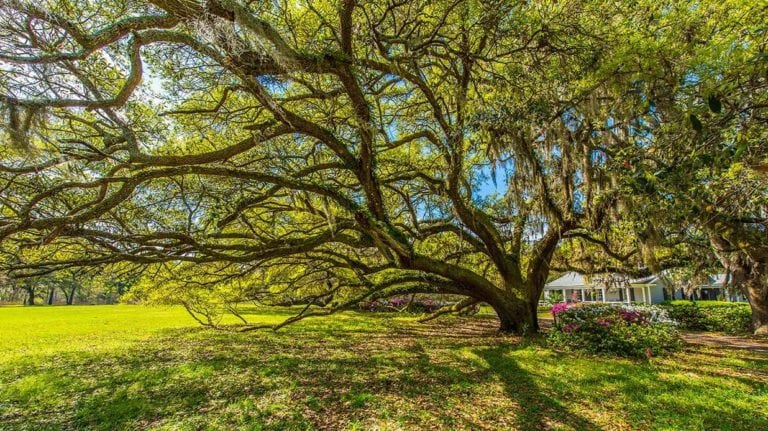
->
xmin=665 ymin=300 xmax=739 ymax=308
xmin=661 ymin=301 xmax=751 ymax=334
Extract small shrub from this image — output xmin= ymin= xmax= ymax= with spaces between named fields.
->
xmin=662 ymin=301 xmax=751 ymax=334
xmin=550 ymin=302 xmax=569 ymax=321
xmin=547 ymin=303 xmax=681 ymax=358
xmin=704 ymin=305 xmax=752 ymax=334
xmin=543 ymin=291 xmax=564 ymax=306
xmin=662 ymin=303 xmax=707 ymax=330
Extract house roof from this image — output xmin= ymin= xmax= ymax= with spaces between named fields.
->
xmin=632 ymin=275 xmax=659 ymax=285
xmin=544 ymin=272 xmax=732 ymax=291
xmin=699 ymin=273 xmax=729 ymax=288
xmin=544 ymin=271 xmax=661 ymax=290
xmin=544 ymin=272 xmax=588 ymax=289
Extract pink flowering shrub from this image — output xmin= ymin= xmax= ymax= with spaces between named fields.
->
xmin=562 ymin=322 xmax=581 ymax=333
xmin=548 ymin=304 xmax=681 ymax=358
xmin=551 ymin=302 xmax=570 ymax=317
xmin=619 ymin=309 xmax=648 ymax=325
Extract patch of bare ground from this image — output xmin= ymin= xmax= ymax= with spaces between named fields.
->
xmin=681 ymin=332 xmax=768 ymax=353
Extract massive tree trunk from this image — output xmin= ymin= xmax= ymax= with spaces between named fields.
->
xmin=408 ymin=255 xmax=534 ymax=334
xmin=47 ymin=288 xmax=55 ymax=305
xmin=487 ymin=293 xmax=532 ymax=334
xmin=525 ymin=291 xmax=542 ymax=333
xmin=475 ymin=232 xmax=564 ymax=335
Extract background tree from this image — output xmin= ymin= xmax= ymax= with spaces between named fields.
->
xmin=539 ymin=0 xmax=768 ymax=333
xmin=597 ymin=2 xmax=768 ymax=333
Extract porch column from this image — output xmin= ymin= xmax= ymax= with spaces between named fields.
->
xmin=601 ymin=287 xmax=607 ymax=303
xmin=625 ymin=287 xmax=631 ymax=304
xmin=580 ymin=289 xmax=585 ymax=302
xmin=641 ymin=286 xmax=646 ymax=304
xmin=562 ymin=289 xmax=567 ymax=303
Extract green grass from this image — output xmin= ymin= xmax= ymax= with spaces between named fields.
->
xmin=1 ymin=305 xmax=767 ymax=430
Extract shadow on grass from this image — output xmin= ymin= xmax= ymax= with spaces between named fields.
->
xmin=477 ymin=345 xmax=600 ymax=430
xmin=479 ymin=344 xmax=768 ymax=431
xmin=1 ymin=317 xmax=767 ymax=431
xmin=1 ymin=322 xmax=502 ymax=430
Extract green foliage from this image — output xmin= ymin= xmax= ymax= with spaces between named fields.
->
xmin=548 ymin=321 xmax=682 ymax=359
xmin=662 ymin=301 xmax=752 ymax=334
xmin=0 ymin=268 xmax=136 ymax=306
xmin=541 ymin=292 xmax=563 ymax=306
xmin=548 ymin=304 xmax=682 ymax=358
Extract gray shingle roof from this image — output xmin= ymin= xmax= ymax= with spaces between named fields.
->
xmin=544 ymin=272 xmax=588 ymax=288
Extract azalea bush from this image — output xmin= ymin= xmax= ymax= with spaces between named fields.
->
xmin=548 ymin=304 xmax=682 ymax=358
xmin=662 ymin=301 xmax=751 ymax=334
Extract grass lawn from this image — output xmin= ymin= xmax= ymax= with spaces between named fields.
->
xmin=0 ymin=305 xmax=767 ymax=430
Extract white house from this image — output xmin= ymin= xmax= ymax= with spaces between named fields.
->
xmin=542 ymin=272 xmax=666 ymax=304
xmin=678 ymin=273 xmax=747 ymax=302
xmin=543 ymin=271 xmax=748 ymax=304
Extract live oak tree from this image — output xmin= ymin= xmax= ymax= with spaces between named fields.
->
xmin=667 ymin=53 xmax=768 ymax=334
xmin=526 ymin=0 xmax=768 ymax=334
xmin=0 ymin=0 xmax=763 ymax=333
xmin=633 ymin=82 xmax=768 ymax=333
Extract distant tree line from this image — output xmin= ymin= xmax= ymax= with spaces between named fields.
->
xmin=0 ymin=269 xmax=137 ymax=306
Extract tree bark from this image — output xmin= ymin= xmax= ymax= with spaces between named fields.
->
xmin=744 ymin=276 xmax=768 ymax=335
xmin=68 ymin=285 xmax=76 ymax=305
xmin=720 ymin=260 xmax=768 ymax=335
xmin=61 ymin=285 xmax=77 ymax=305
xmin=484 ymin=291 xmax=532 ymax=334
xmin=25 ymin=287 xmax=35 ymax=305
xmin=47 ymin=288 xmax=55 ymax=305
xmin=708 ymin=230 xmax=768 ymax=335
xmin=525 ymin=294 xmax=541 ymax=333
